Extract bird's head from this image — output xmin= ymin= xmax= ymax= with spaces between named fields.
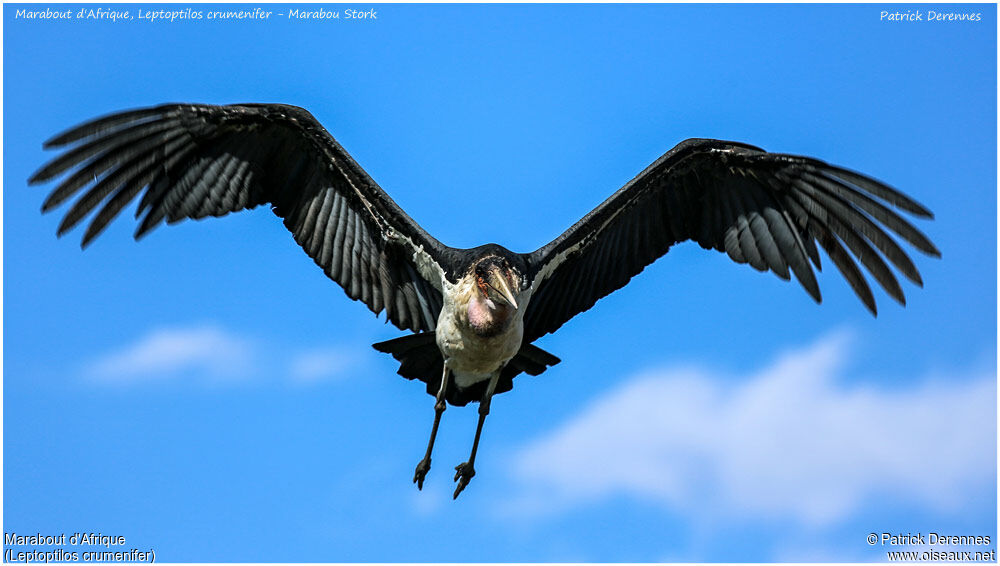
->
xmin=473 ymin=256 xmax=520 ymax=310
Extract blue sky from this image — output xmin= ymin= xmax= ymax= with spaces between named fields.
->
xmin=3 ymin=3 xmax=996 ymax=562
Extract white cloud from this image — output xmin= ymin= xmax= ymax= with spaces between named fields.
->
xmin=507 ymin=331 xmax=996 ymax=527
xmin=289 ymin=347 xmax=356 ymax=382
xmin=87 ymin=324 xmax=255 ymax=382
xmin=84 ymin=323 xmax=369 ymax=386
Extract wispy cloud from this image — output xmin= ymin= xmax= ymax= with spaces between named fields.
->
xmin=87 ymin=324 xmax=255 ymax=382
xmin=289 ymin=347 xmax=356 ymax=383
xmin=506 ymin=331 xmax=996 ymax=527
xmin=85 ymin=323 xmax=364 ymax=385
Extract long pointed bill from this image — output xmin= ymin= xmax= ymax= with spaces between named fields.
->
xmin=486 ymin=268 xmax=519 ymax=310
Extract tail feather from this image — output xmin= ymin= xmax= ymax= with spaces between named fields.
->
xmin=371 ymin=332 xmax=560 ymax=406
xmin=510 ymin=343 xmax=561 ymax=375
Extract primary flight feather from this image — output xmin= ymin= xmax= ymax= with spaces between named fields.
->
xmin=31 ymin=103 xmax=940 ymax=498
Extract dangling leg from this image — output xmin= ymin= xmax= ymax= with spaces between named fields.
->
xmin=453 ymin=369 xmax=502 ymax=499
xmin=414 ymin=364 xmax=450 ymax=490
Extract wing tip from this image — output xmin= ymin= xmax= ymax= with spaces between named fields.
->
xmin=860 ymin=292 xmax=878 ymax=317
xmin=28 ymin=170 xmax=48 ymax=185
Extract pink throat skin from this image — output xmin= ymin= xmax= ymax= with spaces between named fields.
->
xmin=467 ymin=294 xmax=513 ymax=338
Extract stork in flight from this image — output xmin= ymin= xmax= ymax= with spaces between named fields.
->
xmin=31 ymin=103 xmax=940 ymax=498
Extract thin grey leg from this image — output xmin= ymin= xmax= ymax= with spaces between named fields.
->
xmin=453 ymin=369 xmax=502 ymax=499
xmin=414 ymin=364 xmax=449 ymax=490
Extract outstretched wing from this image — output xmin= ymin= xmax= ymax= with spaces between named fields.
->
xmin=30 ymin=103 xmax=448 ymax=332
xmin=523 ymin=138 xmax=940 ymax=342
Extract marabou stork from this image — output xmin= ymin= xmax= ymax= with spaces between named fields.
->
xmin=31 ymin=103 xmax=940 ymax=498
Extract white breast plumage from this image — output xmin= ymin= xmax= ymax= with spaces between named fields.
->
xmin=436 ymin=276 xmax=530 ymax=389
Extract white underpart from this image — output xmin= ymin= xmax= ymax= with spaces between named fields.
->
xmin=388 ymin=224 xmax=537 ymax=390
xmin=436 ymin=275 xmax=533 ymax=390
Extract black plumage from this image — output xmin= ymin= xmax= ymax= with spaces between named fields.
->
xmin=31 ymin=103 xmax=940 ymax=495
xmin=521 ymin=138 xmax=940 ymax=342
xmin=33 ymin=103 xmax=447 ymax=333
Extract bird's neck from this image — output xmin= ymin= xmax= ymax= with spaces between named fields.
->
xmin=467 ymin=294 xmax=513 ymax=338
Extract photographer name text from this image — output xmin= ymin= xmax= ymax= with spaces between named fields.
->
xmin=881 ymin=9 xmax=982 ymax=22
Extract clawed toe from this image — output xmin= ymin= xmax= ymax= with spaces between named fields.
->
xmin=414 ymin=458 xmax=431 ymax=490
xmin=453 ymin=462 xmax=476 ymax=499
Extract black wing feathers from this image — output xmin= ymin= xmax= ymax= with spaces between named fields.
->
xmin=31 ymin=103 xmax=447 ymax=333
xmin=35 ymin=112 xmax=939 ymax=343
xmin=523 ymin=139 xmax=939 ymax=342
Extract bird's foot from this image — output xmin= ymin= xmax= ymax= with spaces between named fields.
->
xmin=414 ymin=458 xmax=431 ymax=490
xmin=452 ymin=462 xmax=476 ymax=499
